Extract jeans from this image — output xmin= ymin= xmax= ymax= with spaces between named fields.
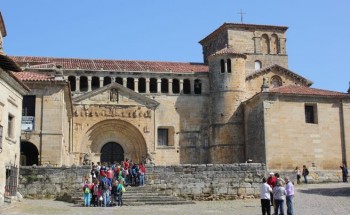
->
xmin=139 ymin=174 xmax=145 ymax=186
xmin=118 ymin=193 xmax=123 ymax=206
xmin=83 ymin=193 xmax=90 ymax=206
xmin=261 ymin=199 xmax=271 ymax=215
xmin=304 ymin=175 xmax=308 ymax=183
xmin=102 ymin=191 xmax=110 ymax=207
xmin=286 ymin=195 xmax=294 ymax=215
xmin=274 ymin=199 xmax=284 ymax=215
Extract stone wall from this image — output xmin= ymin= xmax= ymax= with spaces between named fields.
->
xmin=18 ymin=165 xmax=90 ymax=199
xmin=146 ymin=163 xmax=266 ymax=200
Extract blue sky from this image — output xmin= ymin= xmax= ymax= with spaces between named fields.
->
xmin=1 ymin=0 xmax=349 ymax=92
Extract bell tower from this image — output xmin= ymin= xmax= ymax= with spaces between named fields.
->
xmin=208 ymin=47 xmax=247 ymax=163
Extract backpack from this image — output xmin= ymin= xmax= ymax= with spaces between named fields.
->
xmin=84 ymin=186 xmax=90 ymax=194
xmin=100 ymin=179 xmax=107 ymax=191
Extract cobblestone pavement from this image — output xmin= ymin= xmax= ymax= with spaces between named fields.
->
xmin=1 ymin=183 xmax=349 ymax=215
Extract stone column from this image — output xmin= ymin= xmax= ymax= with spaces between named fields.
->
xmin=134 ymin=79 xmax=139 ymax=93
xmin=99 ymin=77 xmax=104 ymax=87
xmin=76 ymin=77 xmax=80 ymax=92
xmin=87 ymin=76 xmax=92 ymax=92
xmin=146 ymin=78 xmax=150 ymax=94
xmin=279 ymin=38 xmax=287 ymax=54
xmin=157 ymin=79 xmax=161 ymax=94
xmin=190 ymin=79 xmax=194 ymax=94
xmin=180 ymin=79 xmax=184 ymax=94
xmin=111 ymin=77 xmax=116 ymax=83
xmin=123 ymin=78 xmax=127 ymax=87
xmin=168 ymin=79 xmax=173 ymax=95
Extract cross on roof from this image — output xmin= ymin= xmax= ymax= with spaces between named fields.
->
xmin=238 ymin=9 xmax=246 ymax=23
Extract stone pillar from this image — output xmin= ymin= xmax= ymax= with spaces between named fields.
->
xmin=253 ymin=37 xmax=261 ymax=54
xmin=157 ymin=79 xmax=161 ymax=94
xmin=111 ymin=77 xmax=116 ymax=83
xmin=279 ymin=38 xmax=287 ymax=54
xmin=180 ymin=79 xmax=184 ymax=94
xmin=190 ymin=79 xmax=194 ymax=94
xmin=123 ymin=78 xmax=127 ymax=87
xmin=168 ymin=79 xmax=173 ymax=95
xmin=134 ymin=79 xmax=139 ymax=93
xmin=146 ymin=78 xmax=150 ymax=94
xmin=76 ymin=77 xmax=80 ymax=92
xmin=87 ymin=76 xmax=92 ymax=92
xmin=99 ymin=77 xmax=104 ymax=87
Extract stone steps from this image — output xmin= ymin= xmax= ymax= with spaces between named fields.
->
xmin=67 ymin=186 xmax=194 ymax=206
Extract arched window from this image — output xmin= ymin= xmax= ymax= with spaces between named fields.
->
xmin=255 ymin=60 xmax=262 ymax=71
xmin=220 ymin=59 xmax=225 ymax=73
xmin=103 ymin=77 xmax=111 ymax=86
xmin=91 ymin=76 xmax=100 ymax=90
xmin=127 ymin=78 xmax=134 ymax=90
xmin=271 ymin=75 xmax=282 ymax=88
xmin=227 ymin=59 xmax=232 ymax=73
xmin=80 ymin=76 xmax=88 ymax=92
xmin=261 ymin=34 xmax=269 ymax=54
xmin=183 ymin=79 xmax=191 ymax=94
xmin=161 ymin=78 xmax=169 ymax=93
xmin=172 ymin=79 xmax=180 ymax=94
xmin=271 ymin=34 xmax=279 ymax=54
xmin=194 ymin=79 xmax=202 ymax=94
xmin=68 ymin=76 xmax=76 ymax=91
xmin=138 ymin=78 xmax=146 ymax=93
xmin=150 ymin=78 xmax=157 ymax=93
xmin=115 ymin=77 xmax=123 ymax=85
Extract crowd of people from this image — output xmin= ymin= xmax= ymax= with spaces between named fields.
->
xmin=82 ymin=159 xmax=146 ymax=207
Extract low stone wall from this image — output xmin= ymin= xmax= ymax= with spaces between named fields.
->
xmin=18 ymin=165 xmax=91 ymax=199
xmin=145 ymin=163 xmax=266 ymax=200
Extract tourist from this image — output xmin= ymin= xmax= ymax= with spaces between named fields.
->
xmin=273 ymin=181 xmax=286 ymax=215
xmin=99 ymin=171 xmax=111 ymax=207
xmin=111 ymin=179 xmax=119 ymax=206
xmin=284 ymin=177 xmax=294 ymax=215
xmin=302 ymin=165 xmax=309 ymax=184
xmin=340 ymin=163 xmax=348 ymax=182
xmin=275 ymin=173 xmax=285 ymax=186
xmin=90 ymin=165 xmax=98 ymax=180
xmin=295 ymin=166 xmax=301 ymax=184
xmin=267 ymin=172 xmax=276 ymax=207
xmin=117 ymin=179 xmax=126 ymax=207
xmin=91 ymin=179 xmax=99 ymax=207
xmin=260 ymin=177 xmax=272 ymax=215
xmin=82 ymin=180 xmax=91 ymax=207
xmin=139 ymin=162 xmax=146 ymax=186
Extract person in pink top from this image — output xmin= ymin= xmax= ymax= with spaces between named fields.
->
xmin=139 ymin=163 xmax=146 ymax=186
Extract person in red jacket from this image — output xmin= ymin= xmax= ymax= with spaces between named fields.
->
xmin=267 ymin=172 xmax=277 ymax=207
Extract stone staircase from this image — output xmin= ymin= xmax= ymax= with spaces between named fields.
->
xmin=62 ymin=185 xmax=194 ymax=206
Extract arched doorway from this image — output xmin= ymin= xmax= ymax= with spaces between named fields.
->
xmin=100 ymin=142 xmax=124 ymax=163
xmin=20 ymin=141 xmax=39 ymax=166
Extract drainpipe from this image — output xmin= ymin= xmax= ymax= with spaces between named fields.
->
xmin=340 ymin=100 xmax=347 ymax=165
xmin=39 ymin=93 xmax=44 ymax=165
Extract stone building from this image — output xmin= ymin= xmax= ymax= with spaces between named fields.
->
xmin=0 ymin=12 xmax=29 ymax=203
xmin=11 ymin=23 xmax=350 ymax=170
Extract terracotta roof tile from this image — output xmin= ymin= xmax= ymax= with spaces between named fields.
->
xmin=209 ymin=47 xmax=247 ymax=58
xmin=13 ymin=71 xmax=55 ymax=81
xmin=10 ymin=56 xmax=209 ymax=73
xmin=269 ymin=85 xmax=349 ymax=97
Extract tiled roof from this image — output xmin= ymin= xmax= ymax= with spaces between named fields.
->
xmin=209 ymin=47 xmax=247 ymax=58
xmin=12 ymin=71 xmax=55 ymax=81
xmin=269 ymin=85 xmax=350 ymax=97
xmin=10 ymin=56 xmax=209 ymax=73
xmin=199 ymin=23 xmax=288 ymax=45
xmin=246 ymin=64 xmax=313 ymax=86
xmin=0 ymin=54 xmax=22 ymax=72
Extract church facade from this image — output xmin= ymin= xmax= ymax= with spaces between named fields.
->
xmin=12 ymin=23 xmax=350 ymax=170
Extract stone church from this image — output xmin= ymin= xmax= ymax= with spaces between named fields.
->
xmin=12 ymin=23 xmax=350 ymax=170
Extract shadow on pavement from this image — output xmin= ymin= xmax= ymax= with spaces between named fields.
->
xmin=298 ymin=186 xmax=350 ymax=197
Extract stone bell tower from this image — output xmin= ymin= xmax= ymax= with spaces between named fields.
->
xmin=207 ymin=47 xmax=247 ymax=163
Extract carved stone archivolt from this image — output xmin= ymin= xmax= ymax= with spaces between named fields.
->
xmin=73 ymin=105 xmax=152 ymax=119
